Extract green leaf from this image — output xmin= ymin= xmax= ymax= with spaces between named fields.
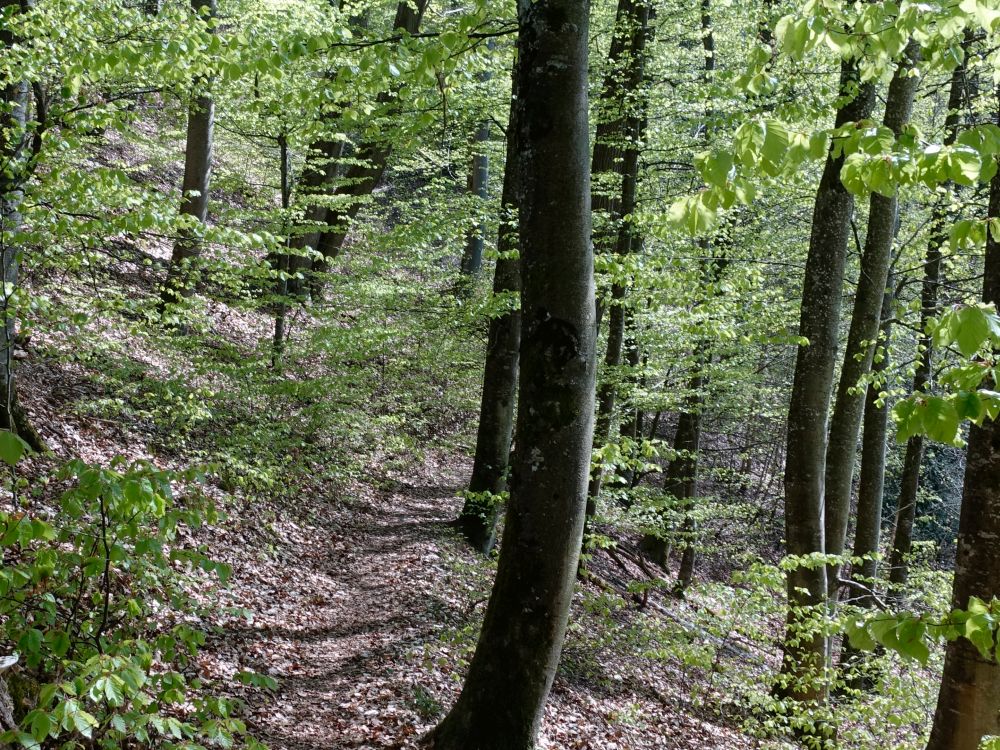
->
xmin=956 ymin=305 xmax=991 ymax=357
xmin=0 ymin=431 xmax=29 ymax=466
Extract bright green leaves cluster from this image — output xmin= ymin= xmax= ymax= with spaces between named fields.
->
xmin=894 ymin=303 xmax=1000 ymax=445
xmin=845 ymin=596 xmax=1000 ymax=668
xmin=0 ymin=456 xmax=244 ymax=750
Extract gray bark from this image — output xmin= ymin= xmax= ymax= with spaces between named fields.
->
xmin=587 ymin=0 xmax=651 ymax=508
xmin=426 ymin=0 xmax=594 ymax=745
xmin=0 ymin=0 xmax=42 ymax=451
xmin=778 ymin=57 xmax=876 ymax=702
xmin=889 ymin=36 xmax=969 ymax=595
xmin=824 ymin=40 xmax=919 ymax=594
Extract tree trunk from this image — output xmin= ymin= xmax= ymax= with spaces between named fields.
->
xmin=426 ymin=0 xmax=594 ymax=745
xmin=272 ymin=134 xmax=292 ymax=366
xmin=459 ymin=46 xmax=494 ymax=281
xmin=924 ymin=88 xmax=1000 ymax=750
xmin=456 ymin=65 xmax=522 ymax=555
xmin=310 ymin=0 xmax=428 ymax=272
xmin=889 ymin=37 xmax=969 ymax=596
xmin=777 ymin=57 xmax=875 ymax=703
xmin=0 ymin=0 xmax=43 ymax=452
xmin=161 ymin=0 xmax=218 ymax=309
xmin=839 ymin=285 xmax=894 ymax=685
xmin=824 ymin=40 xmax=919 ymax=596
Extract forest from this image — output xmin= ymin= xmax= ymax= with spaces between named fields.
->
xmin=0 ymin=0 xmax=999 ymax=747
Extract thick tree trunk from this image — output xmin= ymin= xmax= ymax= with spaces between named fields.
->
xmin=777 ymin=57 xmax=875 ymax=703
xmin=456 ymin=67 xmax=522 ymax=555
xmin=889 ymin=39 xmax=968 ymax=596
xmin=161 ymin=0 xmax=217 ymax=308
xmin=426 ymin=0 xmax=594 ymax=746
xmin=824 ymin=40 xmax=919 ymax=595
xmin=925 ymin=91 xmax=1000 ymax=750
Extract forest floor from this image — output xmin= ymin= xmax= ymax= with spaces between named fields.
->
xmin=189 ymin=451 xmax=767 ymax=749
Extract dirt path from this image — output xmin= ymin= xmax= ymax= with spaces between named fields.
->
xmin=206 ymin=459 xmax=472 ymax=749
xmin=200 ymin=455 xmax=761 ymax=750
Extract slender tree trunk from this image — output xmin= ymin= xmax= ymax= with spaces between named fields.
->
xmin=459 ymin=50 xmax=494 ymax=280
xmin=456 ymin=66 xmax=522 ymax=555
xmin=161 ymin=0 xmax=217 ymax=309
xmin=824 ymin=40 xmax=919 ymax=595
xmin=889 ymin=38 xmax=969 ymax=596
xmin=272 ymin=134 xmax=292 ymax=367
xmin=667 ymin=0 xmax=717 ymax=596
xmin=839 ymin=285 xmax=894 ymax=685
xmin=0 ymin=0 xmax=43 ymax=452
xmin=777 ymin=57 xmax=876 ymax=703
xmin=925 ymin=89 xmax=1000 ymax=750
xmin=590 ymin=0 xmax=637 ymax=322
xmin=426 ymin=0 xmax=594 ymax=745
xmin=586 ymin=0 xmax=651 ymax=511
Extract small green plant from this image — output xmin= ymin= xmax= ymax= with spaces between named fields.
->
xmin=0 ymin=444 xmax=259 ymax=749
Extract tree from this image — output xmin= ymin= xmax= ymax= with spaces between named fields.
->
xmin=777 ymin=56 xmax=876 ymax=702
xmin=587 ymin=0 xmax=652 ymax=511
xmin=924 ymin=89 xmax=1000 ymax=750
xmin=161 ymin=0 xmax=218 ymax=310
xmin=455 ymin=63 xmax=521 ymax=555
xmin=426 ymin=0 xmax=594 ymax=744
xmin=823 ymin=39 xmax=919 ymax=597
xmin=0 ymin=0 xmax=43 ymax=451
xmin=888 ymin=36 xmax=970 ymax=596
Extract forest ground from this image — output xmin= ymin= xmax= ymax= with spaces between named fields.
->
xmin=198 ymin=451 xmax=761 ymax=750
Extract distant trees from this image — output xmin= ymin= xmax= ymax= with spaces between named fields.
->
xmin=427 ymin=0 xmax=595 ymax=744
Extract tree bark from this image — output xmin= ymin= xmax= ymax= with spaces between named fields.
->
xmin=889 ymin=37 xmax=969 ymax=596
xmin=456 ymin=65 xmax=522 ymax=555
xmin=824 ymin=40 xmax=919 ymax=595
xmin=0 ymin=0 xmax=43 ymax=452
xmin=924 ymin=88 xmax=1000 ymax=750
xmin=839 ymin=285 xmax=894 ymax=686
xmin=426 ymin=0 xmax=594 ymax=745
xmin=777 ymin=57 xmax=875 ymax=703
xmin=587 ymin=79 xmax=648 ymax=508
xmin=161 ymin=0 xmax=218 ymax=309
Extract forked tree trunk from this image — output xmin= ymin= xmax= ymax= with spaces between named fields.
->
xmin=777 ymin=57 xmax=875 ymax=703
xmin=824 ymin=40 xmax=919 ymax=595
xmin=161 ymin=0 xmax=218 ymax=309
xmin=456 ymin=66 xmax=522 ymax=555
xmin=924 ymin=89 xmax=1000 ymax=750
xmin=426 ymin=1 xmax=594 ymax=746
xmin=889 ymin=36 xmax=969 ymax=596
